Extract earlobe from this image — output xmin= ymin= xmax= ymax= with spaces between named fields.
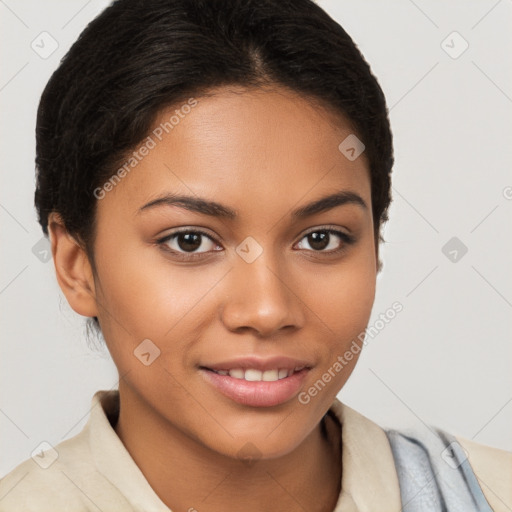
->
xmin=47 ymin=212 xmax=99 ymax=318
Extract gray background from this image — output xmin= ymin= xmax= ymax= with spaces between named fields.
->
xmin=1 ymin=0 xmax=511 ymax=477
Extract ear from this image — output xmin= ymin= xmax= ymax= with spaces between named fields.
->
xmin=48 ymin=212 xmax=99 ymax=318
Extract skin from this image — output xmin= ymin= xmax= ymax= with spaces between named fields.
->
xmin=48 ymin=84 xmax=378 ymax=512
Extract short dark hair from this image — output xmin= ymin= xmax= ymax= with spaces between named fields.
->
xmin=34 ymin=0 xmax=394 ymax=339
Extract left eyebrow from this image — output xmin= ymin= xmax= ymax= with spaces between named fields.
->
xmin=291 ymin=191 xmax=368 ymax=218
xmin=137 ymin=190 xmax=367 ymax=219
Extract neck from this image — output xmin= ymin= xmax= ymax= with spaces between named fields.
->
xmin=114 ymin=385 xmax=342 ymax=512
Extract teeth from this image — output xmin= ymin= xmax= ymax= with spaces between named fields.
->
xmin=211 ymin=367 xmax=305 ymax=381
xmin=229 ymin=368 xmax=245 ymax=379
xmin=244 ymin=369 xmax=262 ymax=381
xmin=262 ymin=369 xmax=279 ymax=381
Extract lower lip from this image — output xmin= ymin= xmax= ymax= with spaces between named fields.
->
xmin=200 ymin=368 xmax=309 ymax=407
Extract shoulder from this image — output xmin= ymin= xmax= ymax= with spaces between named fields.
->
xmin=331 ymin=400 xmax=512 ymax=511
xmin=0 ymin=434 xmax=131 ymax=512
xmin=457 ymin=436 xmax=512 ymax=512
xmin=0 ymin=447 xmax=88 ymax=511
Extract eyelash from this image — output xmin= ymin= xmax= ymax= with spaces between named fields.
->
xmin=155 ymin=226 xmax=356 ymax=262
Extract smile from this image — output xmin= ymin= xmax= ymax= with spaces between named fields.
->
xmin=200 ymin=359 xmax=311 ymax=407
xmin=210 ymin=367 xmax=306 ymax=381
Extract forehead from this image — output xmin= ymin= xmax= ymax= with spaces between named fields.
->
xmin=98 ymin=85 xmax=371 ymax=221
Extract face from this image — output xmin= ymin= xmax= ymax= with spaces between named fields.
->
xmin=84 ymin=85 xmax=377 ymax=459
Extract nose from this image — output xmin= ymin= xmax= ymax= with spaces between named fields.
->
xmin=220 ymin=252 xmax=305 ymax=338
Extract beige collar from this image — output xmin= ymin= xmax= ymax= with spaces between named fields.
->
xmin=329 ymin=399 xmax=401 ymax=511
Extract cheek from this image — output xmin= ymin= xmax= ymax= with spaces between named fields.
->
xmin=328 ymin=267 xmax=376 ymax=340
xmin=92 ymin=235 xmax=230 ymax=381
xmin=298 ymin=259 xmax=375 ymax=419
xmin=302 ymin=241 xmax=376 ymax=391
xmin=310 ymin=244 xmax=377 ymax=344
xmin=94 ymin=233 xmax=211 ymax=331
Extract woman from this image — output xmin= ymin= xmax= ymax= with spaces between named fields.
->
xmin=0 ymin=0 xmax=510 ymax=510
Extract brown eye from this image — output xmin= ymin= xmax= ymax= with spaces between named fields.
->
xmin=176 ymin=232 xmax=202 ymax=252
xmin=296 ymin=229 xmax=354 ymax=253
xmin=158 ymin=229 xmax=220 ymax=255
xmin=306 ymin=231 xmax=330 ymax=251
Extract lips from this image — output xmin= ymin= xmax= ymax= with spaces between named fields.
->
xmin=199 ymin=356 xmax=312 ymax=407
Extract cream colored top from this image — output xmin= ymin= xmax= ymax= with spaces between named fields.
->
xmin=0 ymin=390 xmax=510 ymax=511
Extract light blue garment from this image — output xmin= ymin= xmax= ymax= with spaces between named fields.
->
xmin=385 ymin=427 xmax=494 ymax=511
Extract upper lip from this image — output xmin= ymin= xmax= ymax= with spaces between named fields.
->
xmin=201 ymin=356 xmax=313 ymax=372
